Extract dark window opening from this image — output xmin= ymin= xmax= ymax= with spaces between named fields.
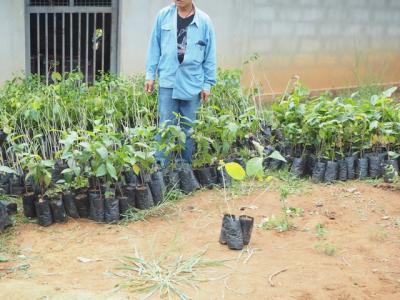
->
xmin=29 ymin=0 xmax=112 ymax=6
xmin=74 ymin=0 xmax=112 ymax=6
xmin=26 ymin=0 xmax=117 ymax=84
xmin=30 ymin=0 xmax=69 ymax=6
xmin=29 ymin=13 xmax=112 ymax=83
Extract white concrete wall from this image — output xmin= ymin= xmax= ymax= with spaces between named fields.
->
xmin=119 ymin=0 xmax=249 ymax=75
xmin=0 ymin=0 xmax=25 ymax=84
xmin=1 ymin=0 xmax=400 ymax=92
xmin=119 ymin=0 xmax=400 ymax=92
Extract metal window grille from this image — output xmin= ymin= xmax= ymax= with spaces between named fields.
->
xmin=25 ymin=0 xmax=118 ymax=84
xmin=75 ymin=0 xmax=112 ymax=7
xmin=30 ymin=0 xmax=69 ymax=6
xmin=29 ymin=0 xmax=112 ymax=7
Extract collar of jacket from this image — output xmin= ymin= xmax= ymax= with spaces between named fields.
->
xmin=171 ymin=2 xmax=200 ymax=28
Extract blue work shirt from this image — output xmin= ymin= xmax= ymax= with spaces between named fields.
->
xmin=146 ymin=3 xmax=217 ymax=100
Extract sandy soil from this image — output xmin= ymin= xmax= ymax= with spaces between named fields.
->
xmin=0 ymin=181 xmax=399 ymax=300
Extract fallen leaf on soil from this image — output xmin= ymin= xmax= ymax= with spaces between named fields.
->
xmin=315 ymin=200 xmax=324 ymax=207
xmin=325 ymin=211 xmax=336 ymax=220
xmin=240 ymin=205 xmax=258 ymax=211
xmin=77 ymin=257 xmax=102 ymax=263
xmin=345 ymin=188 xmax=357 ymax=193
xmin=374 ymin=183 xmax=397 ymax=191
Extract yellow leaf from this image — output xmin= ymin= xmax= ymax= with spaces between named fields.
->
xmin=265 ymin=176 xmax=273 ymax=182
xmin=225 ymin=162 xmax=246 ymax=181
xmin=132 ymin=164 xmax=141 ymax=176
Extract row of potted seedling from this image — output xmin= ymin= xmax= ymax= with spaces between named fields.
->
xmin=281 ymin=151 xmax=399 ymax=183
xmin=14 ymin=162 xmax=234 ymax=226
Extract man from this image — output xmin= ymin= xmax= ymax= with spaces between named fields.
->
xmin=145 ymin=0 xmax=216 ymax=165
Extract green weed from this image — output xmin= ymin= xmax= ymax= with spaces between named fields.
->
xmin=259 ymin=215 xmax=294 ymax=233
xmin=315 ymin=223 xmax=327 ymax=239
xmin=315 ymin=243 xmax=337 ymax=256
xmin=369 ymin=228 xmax=389 ymax=242
xmin=121 ymin=188 xmax=184 ymax=223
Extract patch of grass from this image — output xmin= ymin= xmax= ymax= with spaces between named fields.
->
xmin=224 ymin=179 xmax=266 ymax=199
xmin=258 ymin=215 xmax=294 ymax=233
xmin=394 ymin=218 xmax=400 ymax=228
xmin=315 ymin=243 xmax=337 ymax=256
xmin=369 ymin=228 xmax=389 ymax=242
xmin=284 ymin=207 xmax=304 ymax=217
xmin=268 ymin=170 xmax=309 ymax=195
xmin=121 ymin=188 xmax=185 ymax=223
xmin=315 ymin=223 xmax=327 ymax=239
xmin=0 ymin=195 xmax=25 ymax=256
xmin=363 ymin=178 xmax=384 ymax=185
xmin=0 ymin=226 xmax=19 ymax=256
xmin=118 ymin=248 xmax=227 ymax=300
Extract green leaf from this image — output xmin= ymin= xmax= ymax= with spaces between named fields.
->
xmin=43 ymin=171 xmax=52 ymax=187
xmin=42 ymin=160 xmax=55 ymax=168
xmin=106 ymin=161 xmax=117 ymax=181
xmin=96 ymin=164 xmax=106 ymax=177
xmin=61 ymin=168 xmax=74 ymax=175
xmin=0 ymin=166 xmax=17 ymax=175
xmin=51 ymin=72 xmax=62 ymax=82
xmin=267 ymin=151 xmax=287 ymax=162
xmin=388 ymin=151 xmax=400 ymax=159
xmin=369 ymin=120 xmax=379 ymax=130
xmin=382 ymin=86 xmax=397 ymax=98
xmin=225 ymin=162 xmax=246 ymax=181
xmin=370 ymin=95 xmax=379 ymax=106
xmin=96 ymin=146 xmax=108 ymax=159
xmin=246 ymin=157 xmax=264 ymax=177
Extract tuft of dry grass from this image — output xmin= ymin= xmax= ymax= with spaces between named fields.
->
xmin=117 ymin=248 xmax=227 ymax=300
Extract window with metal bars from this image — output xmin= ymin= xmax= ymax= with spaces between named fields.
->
xmin=26 ymin=0 xmax=118 ymax=84
xmin=29 ymin=0 xmax=112 ymax=7
xmin=75 ymin=0 xmax=112 ymax=6
xmin=30 ymin=0 xmax=69 ymax=6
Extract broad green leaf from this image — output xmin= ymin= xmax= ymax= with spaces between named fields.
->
xmin=225 ymin=162 xmax=246 ymax=181
xmin=51 ymin=72 xmax=62 ymax=82
xmin=388 ymin=151 xmax=400 ymax=159
xmin=96 ymin=146 xmax=108 ymax=159
xmin=42 ymin=160 xmax=55 ymax=168
xmin=0 ymin=166 xmax=17 ymax=175
xmin=44 ymin=171 xmax=52 ymax=187
xmin=267 ymin=151 xmax=287 ymax=162
xmin=96 ymin=163 xmax=106 ymax=177
xmin=369 ymin=120 xmax=379 ymax=130
xmin=106 ymin=161 xmax=117 ymax=181
xmin=61 ymin=168 xmax=74 ymax=175
xmin=370 ymin=95 xmax=379 ymax=106
xmin=227 ymin=122 xmax=238 ymax=134
xmin=382 ymin=86 xmax=397 ymax=98
xmin=246 ymin=157 xmax=264 ymax=177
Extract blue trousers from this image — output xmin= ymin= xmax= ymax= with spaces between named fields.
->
xmin=156 ymin=87 xmax=201 ymax=166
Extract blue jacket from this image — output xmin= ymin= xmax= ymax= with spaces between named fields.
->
xmin=146 ymin=3 xmax=217 ymax=100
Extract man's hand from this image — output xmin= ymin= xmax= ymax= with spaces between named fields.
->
xmin=145 ymin=80 xmax=155 ymax=93
xmin=201 ymin=90 xmax=210 ymax=102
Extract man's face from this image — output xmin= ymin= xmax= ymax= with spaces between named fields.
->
xmin=174 ymin=0 xmax=192 ymax=9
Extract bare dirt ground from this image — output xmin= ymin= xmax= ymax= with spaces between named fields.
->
xmin=0 ymin=180 xmax=399 ymax=300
